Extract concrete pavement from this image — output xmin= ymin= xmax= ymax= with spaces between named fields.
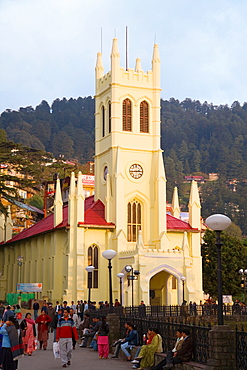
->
xmin=19 ymin=336 xmax=133 ymax=370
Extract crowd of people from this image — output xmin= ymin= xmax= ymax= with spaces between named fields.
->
xmin=0 ymin=299 xmax=194 ymax=369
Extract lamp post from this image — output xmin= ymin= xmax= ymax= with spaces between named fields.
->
xmin=239 ymin=269 xmax=247 ymax=303
xmin=205 ymin=214 xmax=231 ymax=325
xmin=117 ymin=273 xmax=124 ymax=305
xmin=17 ymin=255 xmax=24 ymax=283
xmin=85 ymin=265 xmax=95 ymax=304
xmin=125 ymin=265 xmax=140 ymax=308
xmin=180 ymin=276 xmax=186 ymax=303
xmin=102 ymin=250 xmax=117 ymax=306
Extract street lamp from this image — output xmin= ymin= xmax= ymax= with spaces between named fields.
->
xmin=205 ymin=214 xmax=231 ymax=325
xmin=239 ymin=269 xmax=247 ymax=303
xmin=85 ymin=265 xmax=95 ymax=304
xmin=17 ymin=255 xmax=24 ymax=284
xmin=102 ymin=249 xmax=117 ymax=306
xmin=180 ymin=276 xmax=186 ymax=303
xmin=117 ymin=273 xmax=124 ymax=305
xmin=125 ymin=265 xmax=140 ymax=307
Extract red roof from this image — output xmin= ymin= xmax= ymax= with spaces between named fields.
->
xmin=3 ymin=197 xmax=114 ymax=245
xmin=166 ymin=214 xmax=198 ymax=231
xmin=3 ymin=199 xmax=197 ymax=245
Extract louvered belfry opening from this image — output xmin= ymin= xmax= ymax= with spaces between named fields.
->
xmin=140 ymin=100 xmax=149 ymax=133
xmin=123 ymin=98 xmax=132 ymax=131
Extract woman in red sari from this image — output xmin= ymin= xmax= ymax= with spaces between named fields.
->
xmin=35 ymin=310 xmax=52 ymax=350
xmin=20 ymin=313 xmax=36 ymax=355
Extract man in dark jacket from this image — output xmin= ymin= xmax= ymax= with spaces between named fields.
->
xmin=79 ymin=317 xmax=102 ymax=348
xmin=51 ymin=308 xmax=63 ymax=342
xmin=163 ymin=328 xmax=193 ymax=368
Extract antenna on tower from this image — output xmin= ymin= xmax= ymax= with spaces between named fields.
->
xmin=101 ymin=27 xmax=103 ymax=54
xmin=126 ymin=26 xmax=128 ymax=70
xmin=114 ymin=28 xmax=116 ymax=38
xmin=154 ymin=33 xmax=157 ymax=44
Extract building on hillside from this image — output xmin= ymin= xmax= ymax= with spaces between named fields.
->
xmin=0 ymin=164 xmax=43 ymax=233
xmin=0 ymin=38 xmax=203 ymax=305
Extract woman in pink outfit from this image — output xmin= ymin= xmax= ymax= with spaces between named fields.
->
xmin=20 ymin=313 xmax=36 ymax=355
xmin=97 ymin=316 xmax=110 ymax=359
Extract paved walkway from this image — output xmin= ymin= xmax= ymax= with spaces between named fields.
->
xmin=19 ymin=336 xmax=132 ymax=370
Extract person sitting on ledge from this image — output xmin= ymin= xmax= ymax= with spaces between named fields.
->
xmin=120 ymin=323 xmax=138 ymax=361
xmin=131 ymin=328 xmax=162 ymax=369
xmin=163 ymin=328 xmax=193 ymax=368
xmin=150 ymin=328 xmax=184 ymax=370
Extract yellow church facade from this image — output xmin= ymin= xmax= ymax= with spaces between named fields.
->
xmin=0 ymin=38 xmax=203 ymax=306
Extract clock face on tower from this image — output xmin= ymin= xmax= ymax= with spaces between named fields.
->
xmin=129 ymin=164 xmax=143 ymax=179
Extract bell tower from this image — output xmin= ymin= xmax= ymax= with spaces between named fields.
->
xmin=94 ymin=38 xmax=166 ymax=250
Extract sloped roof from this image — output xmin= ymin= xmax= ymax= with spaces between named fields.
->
xmin=2 ymin=199 xmax=197 ymax=245
xmin=166 ymin=214 xmax=198 ymax=231
xmin=3 ymin=196 xmax=114 ymax=245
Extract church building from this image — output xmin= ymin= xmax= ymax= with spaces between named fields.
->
xmin=0 ymin=38 xmax=203 ymax=306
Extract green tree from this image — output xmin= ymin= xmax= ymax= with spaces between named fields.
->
xmin=0 ymin=141 xmax=53 ymax=214
xmin=202 ymin=230 xmax=247 ymax=299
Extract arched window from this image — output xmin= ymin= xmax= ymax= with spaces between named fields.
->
xmin=108 ymin=102 xmax=111 ymax=133
xmin=127 ymin=200 xmax=141 ymax=242
xmin=123 ymin=98 xmax=132 ymax=131
xmin=140 ymin=100 xmax=149 ymax=133
xmin=88 ymin=244 xmax=99 ymax=288
xmin=102 ymin=106 xmax=105 ymax=137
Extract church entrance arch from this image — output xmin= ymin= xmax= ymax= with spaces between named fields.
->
xmin=148 ymin=267 xmax=183 ymax=305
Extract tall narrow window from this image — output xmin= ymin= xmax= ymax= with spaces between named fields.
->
xmin=140 ymin=100 xmax=149 ymax=133
xmin=127 ymin=200 xmax=141 ymax=242
xmin=123 ymin=98 xmax=132 ymax=131
xmin=108 ymin=102 xmax=111 ymax=133
xmin=102 ymin=106 xmax=105 ymax=137
xmin=87 ymin=244 xmax=99 ymax=288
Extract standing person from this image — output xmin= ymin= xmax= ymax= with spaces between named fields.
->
xmin=138 ymin=301 xmax=146 ymax=318
xmin=55 ymin=301 xmax=61 ymax=313
xmin=70 ymin=301 xmax=76 ymax=312
xmin=62 ymin=301 xmax=70 ymax=312
xmin=35 ymin=309 xmax=52 ymax=350
xmin=33 ymin=299 xmax=39 ymax=320
xmin=56 ymin=308 xmax=78 ymax=368
xmin=20 ymin=313 xmax=36 ymax=356
xmin=51 ymin=308 xmax=63 ymax=342
xmin=0 ymin=316 xmax=23 ymax=370
xmin=47 ymin=303 xmax=56 ymax=332
xmin=41 ymin=301 xmax=48 ymax=314
xmin=0 ymin=302 xmax=5 ymax=321
xmin=69 ymin=308 xmax=80 ymax=349
xmin=3 ymin=306 xmax=15 ymax=322
xmin=97 ymin=316 xmax=109 ymax=359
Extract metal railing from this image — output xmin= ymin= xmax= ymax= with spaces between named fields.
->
xmin=236 ymin=326 xmax=247 ymax=370
xmin=125 ymin=304 xmax=247 ymax=318
xmin=120 ymin=316 xmax=211 ymax=365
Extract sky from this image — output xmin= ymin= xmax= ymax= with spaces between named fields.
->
xmin=0 ymin=0 xmax=246 ymax=113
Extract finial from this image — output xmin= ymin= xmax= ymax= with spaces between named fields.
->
xmin=135 ymin=58 xmax=142 ymax=72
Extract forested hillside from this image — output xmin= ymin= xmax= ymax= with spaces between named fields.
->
xmin=1 ymin=97 xmax=247 ymax=233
